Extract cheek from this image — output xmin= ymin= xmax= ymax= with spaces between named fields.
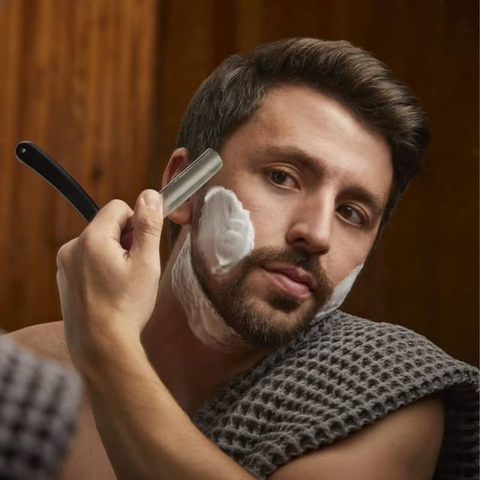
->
xmin=242 ymin=200 xmax=291 ymax=250
xmin=322 ymin=231 xmax=371 ymax=283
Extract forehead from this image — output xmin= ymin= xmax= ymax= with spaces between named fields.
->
xmin=222 ymin=84 xmax=393 ymax=202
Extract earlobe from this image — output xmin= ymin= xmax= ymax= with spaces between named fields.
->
xmin=162 ymin=148 xmax=193 ymax=226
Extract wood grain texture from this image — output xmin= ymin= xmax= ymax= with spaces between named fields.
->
xmin=0 ymin=0 xmax=477 ymax=366
xmin=0 ymin=0 xmax=158 ymax=329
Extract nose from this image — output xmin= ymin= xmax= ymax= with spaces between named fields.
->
xmin=286 ymin=195 xmax=334 ymax=255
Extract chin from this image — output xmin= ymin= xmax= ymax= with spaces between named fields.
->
xmin=224 ymin=295 xmax=314 ymax=347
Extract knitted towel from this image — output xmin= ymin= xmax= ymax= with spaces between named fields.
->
xmin=0 ymin=335 xmax=81 ymax=479
xmin=194 ymin=311 xmax=479 ymax=479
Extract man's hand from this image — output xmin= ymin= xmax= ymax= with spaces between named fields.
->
xmin=55 ymin=189 xmax=255 ymax=480
xmin=56 ymin=189 xmax=164 ymax=367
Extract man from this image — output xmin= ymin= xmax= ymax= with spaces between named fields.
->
xmin=8 ymin=38 xmax=478 ymax=479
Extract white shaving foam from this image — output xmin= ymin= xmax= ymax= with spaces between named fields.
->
xmin=314 ymin=263 xmax=364 ymax=320
xmin=171 ymin=233 xmax=241 ymax=348
xmin=196 ymin=186 xmax=255 ymax=275
xmin=171 ymin=187 xmax=255 ymax=348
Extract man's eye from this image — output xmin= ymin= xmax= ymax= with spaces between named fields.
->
xmin=337 ymin=205 xmax=365 ymax=226
xmin=268 ymin=170 xmax=297 ymax=188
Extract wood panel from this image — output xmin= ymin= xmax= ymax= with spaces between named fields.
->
xmin=0 ymin=0 xmax=477 ymax=366
xmin=0 ymin=0 xmax=158 ymax=329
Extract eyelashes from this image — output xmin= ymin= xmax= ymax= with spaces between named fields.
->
xmin=267 ymin=169 xmax=299 ymax=189
xmin=336 ymin=205 xmax=367 ymax=227
xmin=265 ymin=168 xmax=370 ymax=228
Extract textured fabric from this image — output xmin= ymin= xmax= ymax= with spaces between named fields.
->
xmin=194 ymin=311 xmax=479 ymax=479
xmin=0 ymin=335 xmax=81 ymax=480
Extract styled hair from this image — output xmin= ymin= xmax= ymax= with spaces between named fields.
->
xmin=170 ymin=38 xmax=430 ymax=245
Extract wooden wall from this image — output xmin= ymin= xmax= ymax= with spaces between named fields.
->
xmin=0 ymin=0 xmax=478 ymax=367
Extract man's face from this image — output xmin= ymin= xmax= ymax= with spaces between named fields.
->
xmin=189 ymin=84 xmax=393 ymax=346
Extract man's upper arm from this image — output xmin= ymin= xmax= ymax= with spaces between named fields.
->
xmin=270 ymin=395 xmax=444 ymax=480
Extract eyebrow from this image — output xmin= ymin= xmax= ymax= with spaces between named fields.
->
xmin=260 ymin=145 xmax=388 ymax=220
xmin=262 ymin=145 xmax=326 ymax=177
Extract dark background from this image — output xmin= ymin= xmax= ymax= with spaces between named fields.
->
xmin=0 ymin=0 xmax=478 ymax=367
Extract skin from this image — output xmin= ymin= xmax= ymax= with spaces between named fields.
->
xmin=7 ymin=85 xmax=444 ymax=479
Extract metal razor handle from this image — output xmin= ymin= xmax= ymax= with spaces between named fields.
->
xmin=160 ymin=148 xmax=222 ymax=217
xmin=122 ymin=148 xmax=223 ymax=234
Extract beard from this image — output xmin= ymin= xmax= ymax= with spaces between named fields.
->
xmin=190 ymin=236 xmax=334 ymax=348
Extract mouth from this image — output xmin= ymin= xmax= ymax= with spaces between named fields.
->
xmin=260 ymin=264 xmax=315 ymax=300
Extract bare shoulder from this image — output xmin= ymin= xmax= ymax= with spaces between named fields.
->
xmin=5 ymin=322 xmax=116 ymax=479
xmin=270 ymin=395 xmax=444 ymax=480
xmin=5 ymin=321 xmax=72 ymax=367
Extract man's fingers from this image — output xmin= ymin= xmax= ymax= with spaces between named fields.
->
xmin=56 ymin=238 xmax=77 ymax=270
xmin=129 ymin=190 xmax=164 ymax=263
xmin=86 ymin=199 xmax=134 ymax=243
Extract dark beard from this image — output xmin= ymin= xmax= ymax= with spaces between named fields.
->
xmin=190 ymin=239 xmax=333 ymax=347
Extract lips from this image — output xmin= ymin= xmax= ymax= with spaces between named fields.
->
xmin=261 ymin=264 xmax=315 ymax=299
xmin=263 ymin=264 xmax=315 ymax=289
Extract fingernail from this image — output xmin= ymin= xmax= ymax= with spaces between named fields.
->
xmin=143 ymin=190 xmax=161 ymax=209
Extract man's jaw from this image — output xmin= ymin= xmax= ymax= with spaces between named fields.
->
xmin=183 ymin=234 xmax=338 ymax=348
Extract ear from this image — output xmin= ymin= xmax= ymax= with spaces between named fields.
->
xmin=162 ymin=147 xmax=193 ymax=226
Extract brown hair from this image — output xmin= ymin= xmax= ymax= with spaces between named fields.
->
xmin=171 ymin=38 xmax=430 ymax=245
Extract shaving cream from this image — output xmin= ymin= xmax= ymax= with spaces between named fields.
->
xmin=314 ymin=263 xmax=364 ymax=320
xmin=171 ymin=186 xmax=255 ymax=348
xmin=196 ymin=186 xmax=255 ymax=275
xmin=171 ymin=233 xmax=242 ymax=348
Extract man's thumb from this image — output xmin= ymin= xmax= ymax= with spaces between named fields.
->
xmin=130 ymin=190 xmax=164 ymax=259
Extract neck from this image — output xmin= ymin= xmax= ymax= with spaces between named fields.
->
xmin=141 ymin=253 xmax=273 ymax=417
